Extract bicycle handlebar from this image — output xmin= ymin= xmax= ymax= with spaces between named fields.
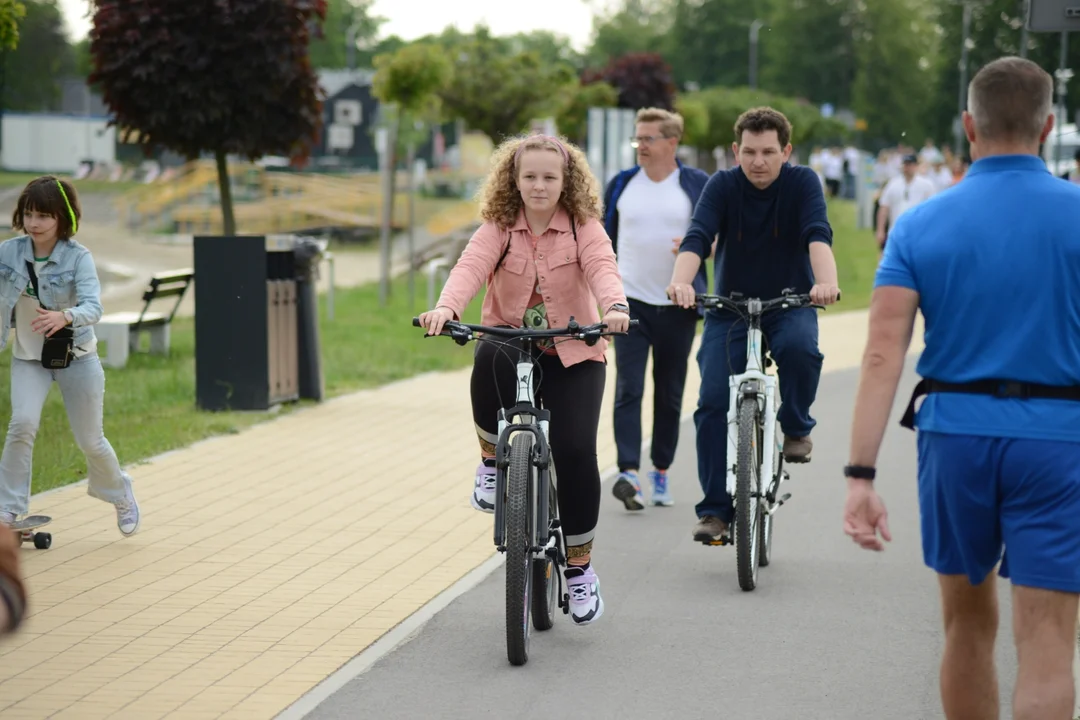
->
xmin=695 ymin=289 xmax=838 ymax=315
xmin=411 ymin=316 xmax=638 ymax=347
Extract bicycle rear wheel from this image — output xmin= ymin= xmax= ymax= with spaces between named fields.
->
xmin=531 ymin=465 xmax=558 ymax=631
xmin=505 ymin=432 xmax=535 ymax=665
xmin=735 ymin=398 xmax=763 ymax=592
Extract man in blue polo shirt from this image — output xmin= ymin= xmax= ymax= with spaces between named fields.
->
xmin=844 ymin=56 xmax=1080 ymax=719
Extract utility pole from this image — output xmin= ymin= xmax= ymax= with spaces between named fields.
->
xmin=1055 ymin=32 xmax=1073 ymax=174
xmin=749 ymin=19 xmax=764 ymax=90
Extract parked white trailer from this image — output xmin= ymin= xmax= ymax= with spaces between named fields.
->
xmin=2 ymin=113 xmax=116 ymax=174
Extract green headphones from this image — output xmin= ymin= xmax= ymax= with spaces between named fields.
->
xmin=54 ymin=180 xmax=77 ymax=236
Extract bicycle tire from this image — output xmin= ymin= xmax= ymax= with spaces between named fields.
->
xmin=735 ymin=398 xmax=762 ymax=591
xmin=531 ymin=469 xmax=558 ymax=631
xmin=505 ymin=432 xmax=535 ymax=666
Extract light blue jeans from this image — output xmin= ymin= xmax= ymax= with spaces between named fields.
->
xmin=0 ymin=353 xmax=130 ymax=516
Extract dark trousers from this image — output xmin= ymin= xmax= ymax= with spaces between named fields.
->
xmin=693 ymin=307 xmax=823 ymax=523
xmin=613 ymin=298 xmax=699 ymax=473
xmin=471 ymin=340 xmax=606 ymax=548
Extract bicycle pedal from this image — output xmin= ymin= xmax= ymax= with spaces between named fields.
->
xmin=701 ymin=535 xmax=731 ymax=547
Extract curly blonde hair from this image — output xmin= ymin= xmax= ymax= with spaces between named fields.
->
xmin=475 ymin=133 xmax=603 ymax=230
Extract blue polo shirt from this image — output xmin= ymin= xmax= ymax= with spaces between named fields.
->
xmin=875 ymin=154 xmax=1080 ymax=441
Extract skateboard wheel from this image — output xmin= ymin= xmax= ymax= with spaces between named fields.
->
xmin=33 ymin=532 xmax=51 ymax=550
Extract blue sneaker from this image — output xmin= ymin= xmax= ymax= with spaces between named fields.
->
xmin=649 ymin=470 xmax=674 ymax=506
xmin=612 ymin=471 xmax=645 ymax=511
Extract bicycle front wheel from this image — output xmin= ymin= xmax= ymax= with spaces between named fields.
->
xmin=505 ymin=432 xmax=535 ymax=665
xmin=735 ymin=398 xmax=763 ymax=592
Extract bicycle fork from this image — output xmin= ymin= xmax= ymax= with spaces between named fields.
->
xmin=726 ymin=377 xmax=792 ymax=515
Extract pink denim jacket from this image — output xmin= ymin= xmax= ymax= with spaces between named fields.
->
xmin=436 ymin=207 xmax=627 ymax=366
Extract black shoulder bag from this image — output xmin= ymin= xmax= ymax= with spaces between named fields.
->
xmin=25 ymin=261 xmax=74 ymax=369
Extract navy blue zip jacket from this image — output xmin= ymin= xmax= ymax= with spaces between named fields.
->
xmin=680 ymin=163 xmax=832 ymax=299
xmin=603 ymin=160 xmax=711 ymax=302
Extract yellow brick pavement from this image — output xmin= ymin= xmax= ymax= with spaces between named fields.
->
xmin=0 ymin=308 xmax=923 ymax=719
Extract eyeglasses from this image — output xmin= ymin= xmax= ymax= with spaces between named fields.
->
xmin=630 ymin=135 xmax=669 ymax=148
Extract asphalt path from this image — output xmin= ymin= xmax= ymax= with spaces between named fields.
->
xmin=303 ymin=363 xmax=1019 ymax=720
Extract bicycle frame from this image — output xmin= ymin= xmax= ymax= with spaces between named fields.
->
xmin=725 ymin=298 xmax=780 ymax=499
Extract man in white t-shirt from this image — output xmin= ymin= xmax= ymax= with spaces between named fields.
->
xmin=602 ymin=108 xmax=710 ymax=512
xmin=875 ymin=154 xmax=936 ymax=256
xmin=821 ymin=147 xmax=844 ymax=197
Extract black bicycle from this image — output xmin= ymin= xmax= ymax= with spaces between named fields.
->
xmin=412 ymin=315 xmax=635 ymax=665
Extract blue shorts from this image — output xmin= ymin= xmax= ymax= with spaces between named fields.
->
xmin=918 ymin=430 xmax=1080 ymax=592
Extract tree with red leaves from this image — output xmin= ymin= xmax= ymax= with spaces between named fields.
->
xmin=87 ymin=0 xmax=328 ymax=236
xmin=589 ymin=52 xmax=676 ymax=112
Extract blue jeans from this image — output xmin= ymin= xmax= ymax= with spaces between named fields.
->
xmin=613 ymin=298 xmax=698 ymax=472
xmin=693 ymin=307 xmax=823 ymax=523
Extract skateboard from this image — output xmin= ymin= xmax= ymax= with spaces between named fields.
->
xmin=9 ymin=515 xmax=51 ymax=549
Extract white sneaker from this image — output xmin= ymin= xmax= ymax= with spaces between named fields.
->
xmin=114 ymin=480 xmax=140 ymax=537
xmin=566 ymin=566 xmax=604 ymax=626
xmin=471 ymin=464 xmax=496 ymax=514
xmin=0 ymin=511 xmax=14 ymax=527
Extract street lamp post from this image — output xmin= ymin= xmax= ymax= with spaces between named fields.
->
xmin=1055 ymin=32 xmax=1073 ymax=173
xmin=346 ymin=20 xmax=364 ymax=71
xmin=749 ymin=19 xmax=764 ymax=90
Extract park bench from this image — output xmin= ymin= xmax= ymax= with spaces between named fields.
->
xmin=95 ymin=268 xmax=194 ymax=368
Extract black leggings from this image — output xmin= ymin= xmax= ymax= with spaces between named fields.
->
xmin=471 ymin=339 xmax=605 ymax=556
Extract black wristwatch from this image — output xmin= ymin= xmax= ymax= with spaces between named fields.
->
xmin=843 ymin=464 xmax=876 ymax=480
xmin=608 ymin=303 xmax=629 ymax=314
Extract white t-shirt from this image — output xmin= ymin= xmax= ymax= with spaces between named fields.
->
xmin=13 ymin=258 xmax=95 ymax=362
xmin=879 ymin=174 xmax=937 ymax=227
xmin=615 ymin=168 xmax=693 ymax=306
xmin=821 ymin=152 xmax=844 ymax=181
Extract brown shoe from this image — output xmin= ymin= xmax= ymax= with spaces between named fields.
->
xmin=783 ymin=435 xmax=813 ymax=463
xmin=692 ymin=515 xmax=729 ymax=543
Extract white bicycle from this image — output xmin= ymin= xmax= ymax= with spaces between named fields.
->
xmin=696 ymin=289 xmax=832 ymax=591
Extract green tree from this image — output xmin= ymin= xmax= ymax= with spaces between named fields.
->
xmin=89 ymin=0 xmax=327 ymax=236
xmin=3 ymin=0 xmax=74 ymax=112
xmin=555 ymin=79 xmax=618 ymax=144
xmin=763 ymin=0 xmax=858 ymax=106
xmin=507 ymin=30 xmax=584 ymax=72
xmin=308 ymin=0 xmax=384 ymax=69
xmin=682 ymin=85 xmax=847 ymax=150
xmin=0 ymin=0 xmax=25 ymax=51
xmin=665 ymin=0 xmax=759 ymax=88
xmin=850 ymin=0 xmax=938 ymax=144
xmin=586 ymin=0 xmax=669 ymax=68
xmin=436 ymin=26 xmax=576 ymax=142
xmin=674 ymin=92 xmax=709 ymax=149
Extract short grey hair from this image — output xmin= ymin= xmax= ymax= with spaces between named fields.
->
xmin=967 ymin=56 xmax=1053 ymax=143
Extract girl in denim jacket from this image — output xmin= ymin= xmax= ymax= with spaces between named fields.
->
xmin=0 ymin=177 xmax=140 ymax=536
xmin=419 ymin=135 xmax=630 ymax=626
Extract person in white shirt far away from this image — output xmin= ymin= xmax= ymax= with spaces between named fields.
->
xmin=875 ymin=154 xmax=936 ymax=258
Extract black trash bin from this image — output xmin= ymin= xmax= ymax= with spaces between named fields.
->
xmin=293 ymin=236 xmax=326 ymax=402
xmin=194 ymin=234 xmax=324 ymax=411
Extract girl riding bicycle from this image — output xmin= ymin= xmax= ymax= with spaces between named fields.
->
xmin=418 ymin=133 xmax=630 ymax=626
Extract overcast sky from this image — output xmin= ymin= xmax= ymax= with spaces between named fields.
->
xmin=58 ymin=0 xmax=596 ymax=51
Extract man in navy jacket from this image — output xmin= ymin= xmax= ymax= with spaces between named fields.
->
xmin=603 ymin=107 xmax=710 ymax=512
xmin=666 ymin=107 xmax=842 ymax=543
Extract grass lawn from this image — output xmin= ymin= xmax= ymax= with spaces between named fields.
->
xmin=11 ymin=198 xmax=875 ymax=497
xmin=0 ymin=170 xmax=144 ymax=194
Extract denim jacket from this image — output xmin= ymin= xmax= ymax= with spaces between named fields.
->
xmin=0 ymin=235 xmax=103 ymax=353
